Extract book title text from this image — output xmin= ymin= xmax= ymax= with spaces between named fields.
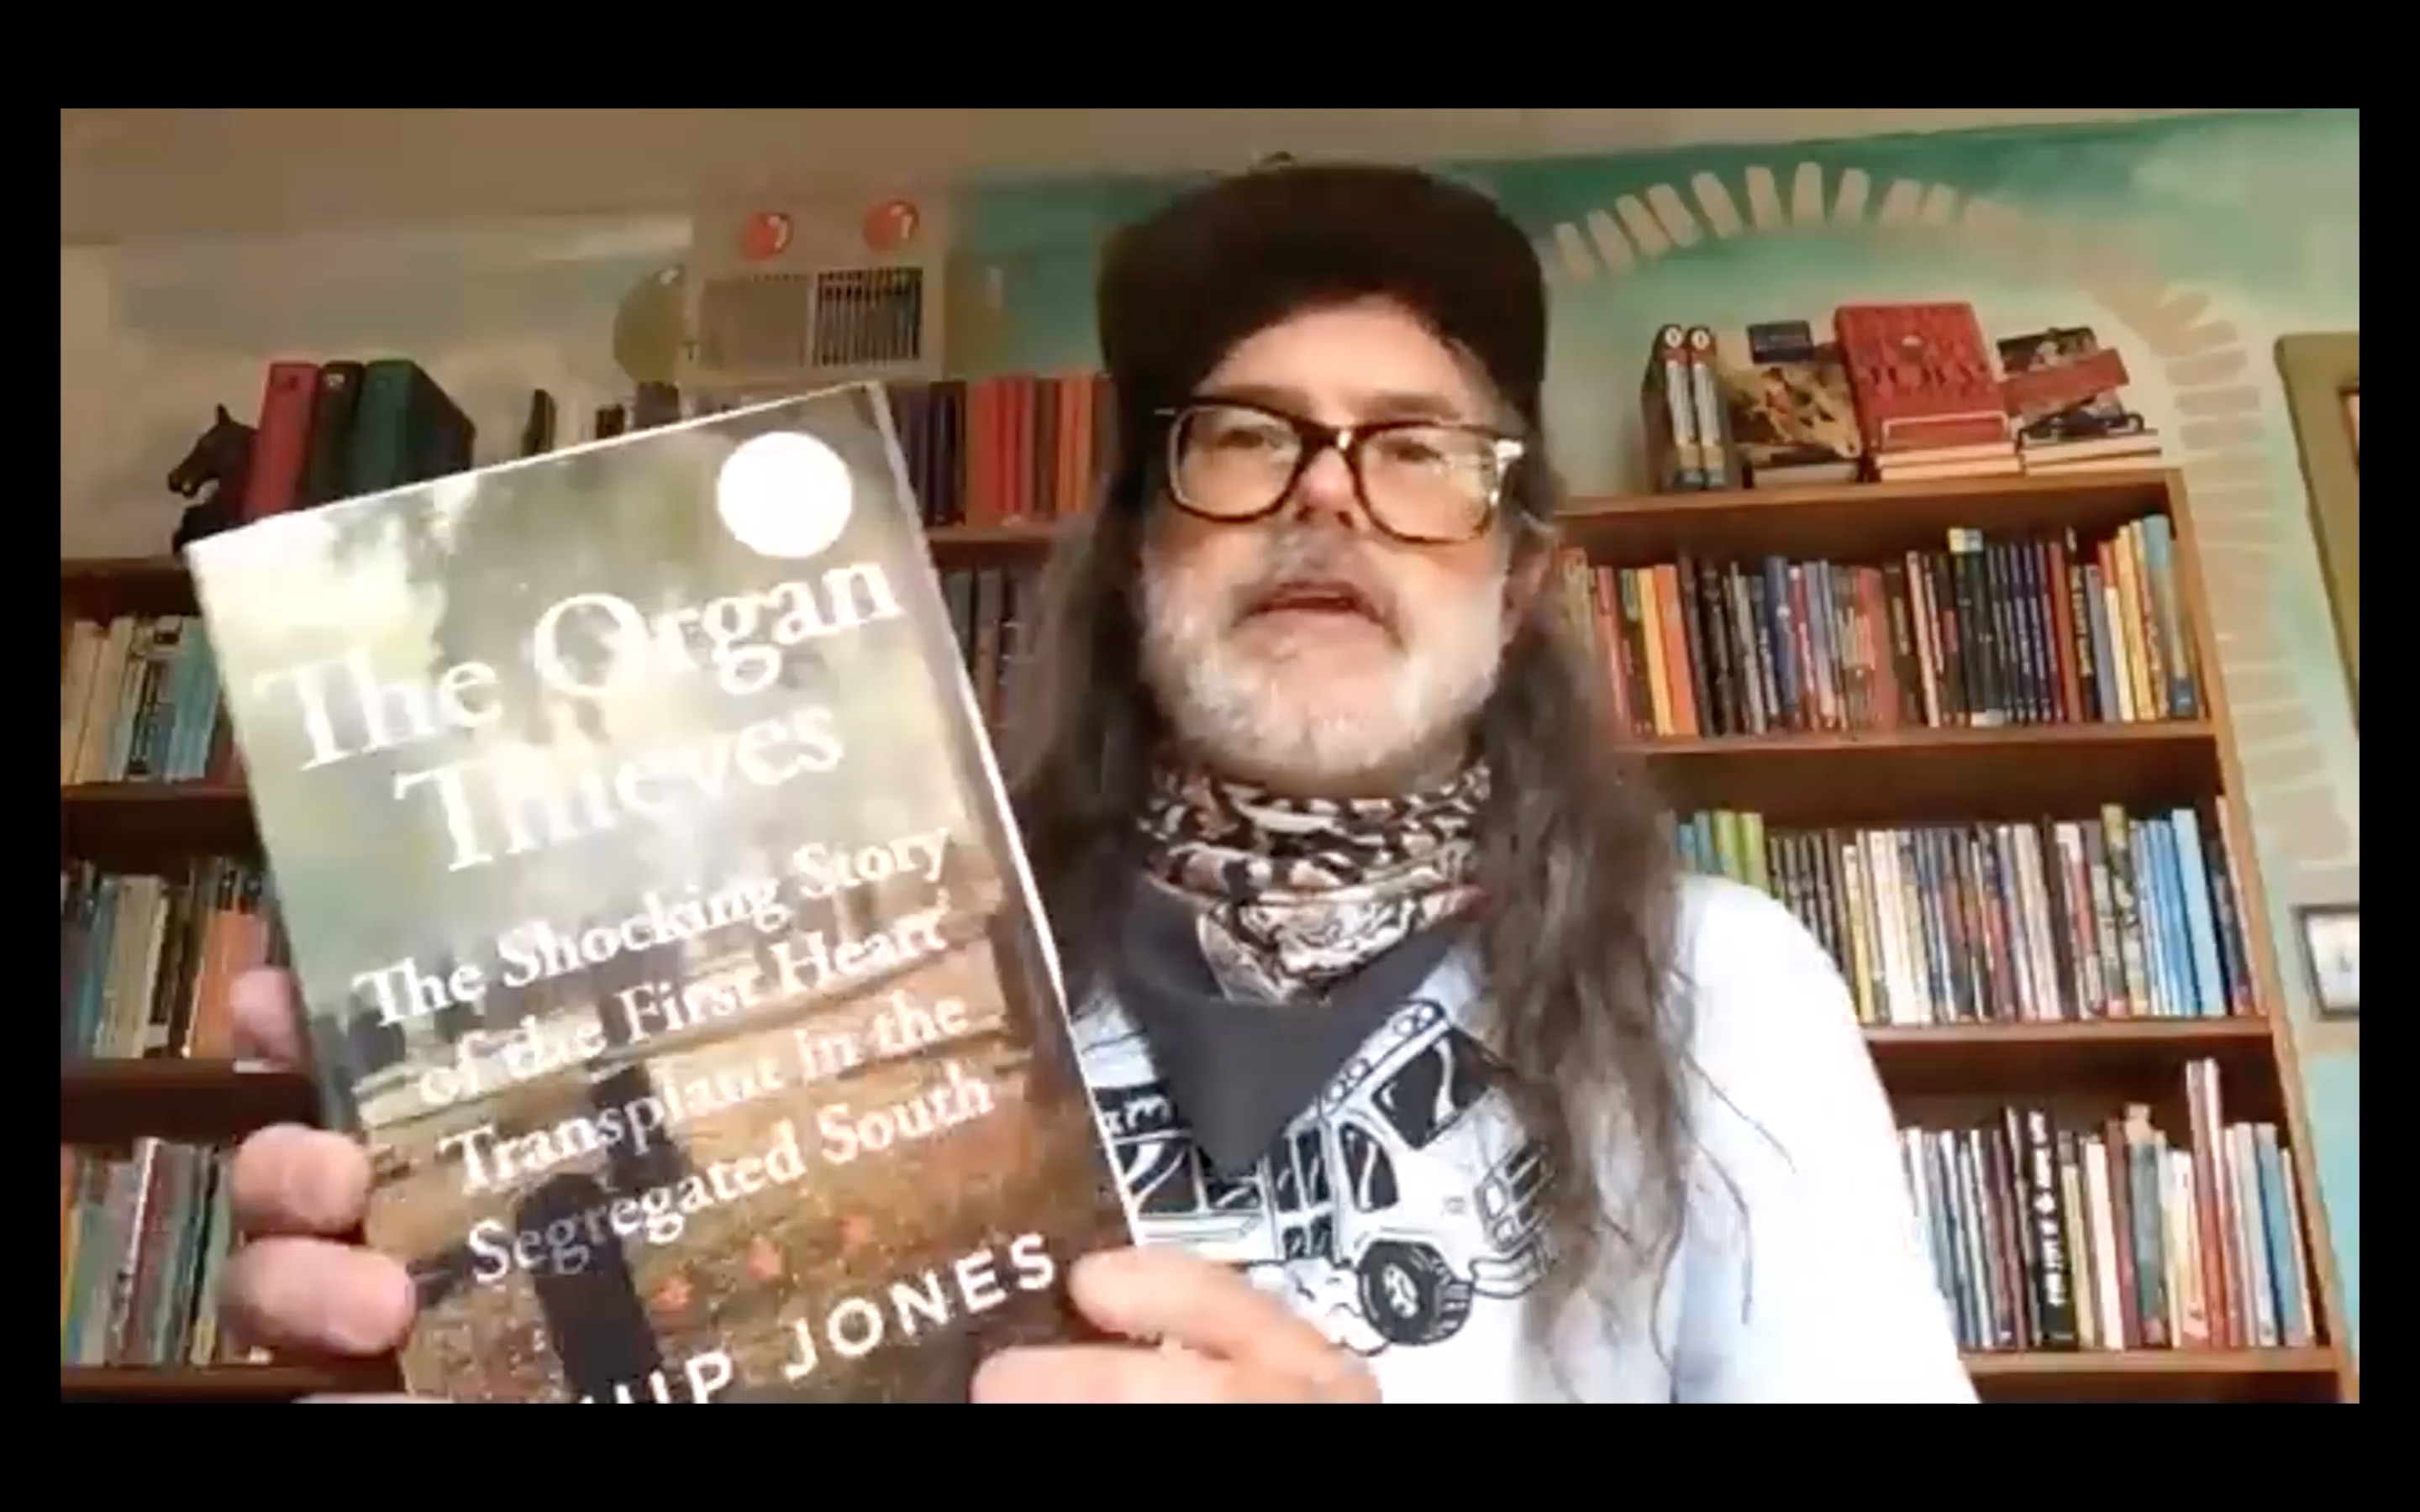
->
xmin=245 ymin=561 xmax=907 ymax=872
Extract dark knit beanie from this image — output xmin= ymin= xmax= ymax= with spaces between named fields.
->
xmin=1093 ymin=161 xmax=1548 ymax=514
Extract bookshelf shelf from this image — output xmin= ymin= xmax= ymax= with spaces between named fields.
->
xmin=57 ymin=1347 xmax=2340 ymax=1404
xmin=927 ymin=521 xmax=1058 ymax=557
xmin=64 ymin=1018 xmax=2275 ymax=1143
xmin=59 ymin=466 xmax=2357 ymax=1404
xmin=60 ymin=780 xmax=255 ymax=869
xmin=1958 ymin=1347 xmax=2339 ymax=1403
xmin=50 ymin=472 xmax=2179 ymax=621
xmin=1639 ymin=721 xmax=2206 ymax=756
xmin=59 ymin=556 xmax=203 ymax=620
xmin=54 ymin=721 xmax=2224 ymax=863
xmin=1637 ymin=721 xmax=2220 ymax=827
xmin=1560 ymin=469 xmax=2175 ymax=564
xmin=60 ymin=1362 xmax=397 ymax=1403
xmin=1962 ymin=1344 xmax=2338 ymax=1377
xmin=55 ymin=521 xmax=1065 ymax=625
xmin=60 ymin=1059 xmax=314 ymax=1146
xmin=1863 ymin=1018 xmax=2270 ymax=1051
xmin=1865 ymin=1017 xmax=2276 ymax=1101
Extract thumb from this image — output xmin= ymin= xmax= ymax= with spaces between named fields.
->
xmin=229 ymin=968 xmax=309 ymax=1067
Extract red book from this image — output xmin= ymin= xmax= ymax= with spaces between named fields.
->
xmin=1833 ymin=303 xmax=2009 ymax=453
xmin=239 ymin=360 xmax=321 ymax=520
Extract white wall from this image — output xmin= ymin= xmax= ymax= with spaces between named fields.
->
xmin=61 ymin=216 xmax=687 ymax=558
xmin=64 ymin=109 xmax=2244 ymax=240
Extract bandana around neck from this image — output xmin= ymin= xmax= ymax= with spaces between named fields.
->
xmin=1135 ymin=761 xmax=1491 ymax=1004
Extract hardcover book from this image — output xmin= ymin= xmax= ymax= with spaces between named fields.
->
xmin=184 ymin=382 xmax=1134 ymax=1402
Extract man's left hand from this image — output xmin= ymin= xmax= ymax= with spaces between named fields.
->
xmin=972 ymin=1247 xmax=1379 ymax=1403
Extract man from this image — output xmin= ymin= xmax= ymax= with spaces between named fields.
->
xmin=220 ymin=161 xmax=1974 ymax=1403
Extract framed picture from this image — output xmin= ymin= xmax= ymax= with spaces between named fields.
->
xmin=2295 ymin=904 xmax=2360 ymax=1020
xmin=2275 ymin=333 xmax=2359 ymax=723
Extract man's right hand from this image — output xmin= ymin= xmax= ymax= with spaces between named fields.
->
xmin=222 ymin=968 xmax=422 ymax=1392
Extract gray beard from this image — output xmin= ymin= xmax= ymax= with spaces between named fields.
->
xmin=1137 ymin=546 xmax=1507 ymax=790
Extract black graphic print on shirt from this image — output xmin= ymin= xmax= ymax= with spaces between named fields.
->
xmin=1083 ymin=997 xmax=1551 ymax=1356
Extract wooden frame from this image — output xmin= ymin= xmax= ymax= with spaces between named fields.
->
xmin=2160 ymin=469 xmax=2359 ymax=1405
xmin=2293 ymin=903 xmax=2360 ymax=1021
xmin=2275 ymin=333 xmax=2359 ymax=722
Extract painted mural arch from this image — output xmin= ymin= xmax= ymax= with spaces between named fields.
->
xmin=1530 ymin=160 xmax=2358 ymax=983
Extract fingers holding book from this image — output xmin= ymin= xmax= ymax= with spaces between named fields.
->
xmin=229 ymin=1122 xmax=371 ymax=1237
xmin=222 ymin=966 xmax=418 ymax=1368
xmin=229 ymin=963 xmax=308 ymax=1066
xmin=220 ymin=1233 xmax=415 ymax=1359
xmin=971 ymin=1247 xmax=1378 ymax=1404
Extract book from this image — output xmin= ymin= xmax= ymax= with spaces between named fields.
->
xmin=182 ymin=381 xmax=1134 ymax=1403
xmin=1833 ymin=302 xmax=2010 ymax=454
xmin=1712 ymin=320 xmax=1863 ymax=487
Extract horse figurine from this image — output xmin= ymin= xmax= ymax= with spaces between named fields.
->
xmin=166 ymin=404 xmax=255 ymax=552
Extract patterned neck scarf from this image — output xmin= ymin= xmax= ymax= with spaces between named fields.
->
xmin=1135 ymin=760 xmax=1490 ymax=1003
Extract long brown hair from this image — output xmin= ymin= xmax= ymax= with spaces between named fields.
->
xmin=1001 ymin=437 xmax=1695 ymax=1347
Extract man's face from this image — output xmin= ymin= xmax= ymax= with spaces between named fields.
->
xmin=1137 ymin=298 xmax=1525 ymax=797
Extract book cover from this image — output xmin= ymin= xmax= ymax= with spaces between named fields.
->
xmin=183 ymin=382 xmax=1134 ymax=1403
xmin=1712 ymin=320 xmax=1865 ymax=477
xmin=1833 ymin=302 xmax=2010 ymax=454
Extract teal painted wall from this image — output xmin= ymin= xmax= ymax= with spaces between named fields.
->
xmin=949 ymin=109 xmax=2362 ymax=1357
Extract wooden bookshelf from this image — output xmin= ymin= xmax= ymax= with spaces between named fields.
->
xmin=61 ymin=1360 xmax=400 ymax=1403
xmin=60 ymin=469 xmax=2358 ymax=1403
xmin=1959 ymin=1346 xmax=2341 ymax=1404
xmin=60 ymin=1058 xmax=316 ymax=1147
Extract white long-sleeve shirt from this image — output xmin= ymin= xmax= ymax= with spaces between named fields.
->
xmin=1660 ymin=876 xmax=1976 ymax=1402
xmin=1076 ymin=873 xmax=1978 ymax=1403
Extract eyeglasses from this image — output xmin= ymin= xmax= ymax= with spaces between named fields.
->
xmin=1155 ymin=399 xmax=1526 ymax=545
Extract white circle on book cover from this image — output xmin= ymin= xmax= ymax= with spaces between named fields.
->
xmin=714 ymin=430 xmax=854 ymax=559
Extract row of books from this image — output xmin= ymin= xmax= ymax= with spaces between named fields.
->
xmin=57 ymin=565 xmax=1038 ymax=1061
xmin=55 ymin=576 xmax=1039 ymax=1063
xmin=1555 ymin=514 xmax=2198 ymax=741
xmin=231 ymin=359 xmax=476 ymax=524
xmin=196 ymin=310 xmax=2170 ymax=561
xmin=71 ymin=512 xmax=2194 ymax=800
xmin=60 ymin=564 xmax=1049 ymax=796
xmin=1639 ymin=302 xmax=2166 ymax=493
xmin=60 ymin=612 xmax=233 ymax=788
xmin=61 ymin=1140 xmax=253 ymax=1368
xmin=886 ymin=373 xmax=1112 ymax=530
xmin=655 ymin=375 xmax=1111 ymax=531
xmin=1998 ymin=325 xmax=2167 ymax=475
xmin=82 ymin=352 xmax=469 ymax=774
xmin=61 ymin=857 xmax=271 ymax=1063
xmin=66 ymin=1091 xmax=2318 ymax=1370
xmin=66 ymin=510 xmax=2193 ymax=801
xmin=1675 ymin=803 xmax=2259 ymax=1026
xmin=1901 ymin=1061 xmax=2318 ymax=1356
xmin=943 ymin=564 xmax=1043 ymax=733
xmin=66 ymin=1087 xmax=2311 ymax=1373
xmin=173 ymin=354 xmax=1108 ymax=579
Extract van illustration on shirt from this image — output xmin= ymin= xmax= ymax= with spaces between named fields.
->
xmin=1079 ymin=998 xmax=1550 ymax=1355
